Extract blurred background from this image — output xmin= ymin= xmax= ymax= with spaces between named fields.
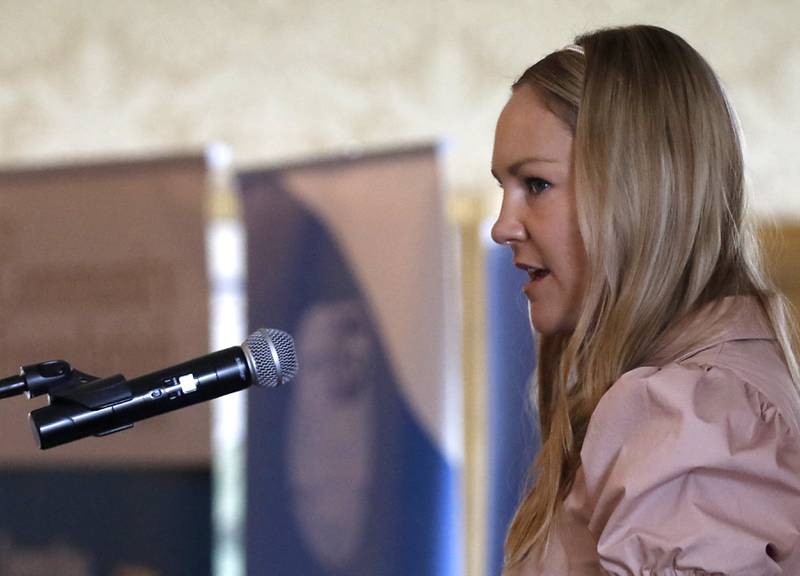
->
xmin=0 ymin=1 xmax=798 ymax=575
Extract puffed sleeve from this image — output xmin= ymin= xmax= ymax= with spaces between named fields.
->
xmin=580 ymin=363 xmax=800 ymax=575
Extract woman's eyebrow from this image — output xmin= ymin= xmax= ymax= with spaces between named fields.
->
xmin=491 ymin=156 xmax=562 ymax=180
xmin=508 ymin=157 xmax=560 ymax=175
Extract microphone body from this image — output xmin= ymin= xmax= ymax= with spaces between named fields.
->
xmin=29 ymin=329 xmax=296 ymax=449
xmin=31 ymin=347 xmax=248 ymax=449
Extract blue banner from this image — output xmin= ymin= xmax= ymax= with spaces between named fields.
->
xmin=240 ymin=147 xmax=462 ymax=576
xmin=484 ymin=236 xmax=539 ymax=576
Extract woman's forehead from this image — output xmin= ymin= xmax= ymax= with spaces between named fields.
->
xmin=493 ymin=87 xmax=573 ymax=172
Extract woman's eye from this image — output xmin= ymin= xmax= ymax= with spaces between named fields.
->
xmin=523 ymin=177 xmax=551 ymax=196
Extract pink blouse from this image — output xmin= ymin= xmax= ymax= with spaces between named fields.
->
xmin=506 ymin=297 xmax=800 ymax=575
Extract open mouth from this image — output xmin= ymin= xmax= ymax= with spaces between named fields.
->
xmin=515 ymin=262 xmax=551 ymax=284
xmin=518 ymin=264 xmax=551 ymax=281
xmin=528 ymin=268 xmax=551 ymax=282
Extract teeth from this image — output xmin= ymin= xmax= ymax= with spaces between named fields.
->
xmin=515 ymin=262 xmax=550 ymax=279
xmin=528 ymin=268 xmax=550 ymax=279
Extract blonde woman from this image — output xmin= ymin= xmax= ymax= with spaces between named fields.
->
xmin=491 ymin=25 xmax=800 ymax=575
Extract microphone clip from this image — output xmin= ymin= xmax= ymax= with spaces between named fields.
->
xmin=0 ymin=359 xmax=103 ymax=401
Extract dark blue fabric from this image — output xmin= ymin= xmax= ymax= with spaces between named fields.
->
xmin=0 ymin=468 xmax=211 ymax=575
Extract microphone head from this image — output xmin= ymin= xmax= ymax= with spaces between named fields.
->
xmin=243 ymin=328 xmax=298 ymax=387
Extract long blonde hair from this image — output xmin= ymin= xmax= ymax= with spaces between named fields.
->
xmin=504 ymin=24 xmax=800 ymax=567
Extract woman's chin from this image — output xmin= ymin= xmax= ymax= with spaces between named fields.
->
xmin=529 ymin=307 xmax=575 ymax=337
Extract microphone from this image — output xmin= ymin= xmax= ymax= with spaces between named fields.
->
xmin=28 ymin=328 xmax=298 ymax=449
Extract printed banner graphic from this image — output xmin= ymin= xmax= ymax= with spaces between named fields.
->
xmin=240 ymin=146 xmax=462 ymax=576
xmin=0 ymin=154 xmax=213 ymax=575
xmin=0 ymin=155 xmax=210 ymax=465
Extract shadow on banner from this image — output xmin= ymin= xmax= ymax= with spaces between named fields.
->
xmin=239 ymin=145 xmax=462 ymax=576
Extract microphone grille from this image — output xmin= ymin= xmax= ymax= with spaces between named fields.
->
xmin=244 ymin=328 xmax=298 ymax=387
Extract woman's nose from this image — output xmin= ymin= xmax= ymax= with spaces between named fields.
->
xmin=490 ymin=195 xmax=526 ymax=246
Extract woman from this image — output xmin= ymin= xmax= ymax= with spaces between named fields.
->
xmin=491 ymin=25 xmax=800 ymax=575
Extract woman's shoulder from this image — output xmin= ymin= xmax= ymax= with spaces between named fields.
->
xmin=591 ymin=296 xmax=800 ymax=442
xmin=595 ymin=348 xmax=797 ymax=436
xmin=580 ymin=355 xmax=799 ymax=498
xmin=576 ymin=331 xmax=800 ymax=574
xmin=579 ymin=301 xmax=800 ymax=518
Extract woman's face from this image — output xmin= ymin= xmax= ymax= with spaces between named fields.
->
xmin=491 ymin=85 xmax=588 ymax=336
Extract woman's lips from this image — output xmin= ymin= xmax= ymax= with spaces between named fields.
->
xmin=521 ymin=266 xmax=551 ymax=291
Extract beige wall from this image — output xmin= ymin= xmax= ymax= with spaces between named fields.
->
xmin=2 ymin=0 xmax=799 ymax=215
